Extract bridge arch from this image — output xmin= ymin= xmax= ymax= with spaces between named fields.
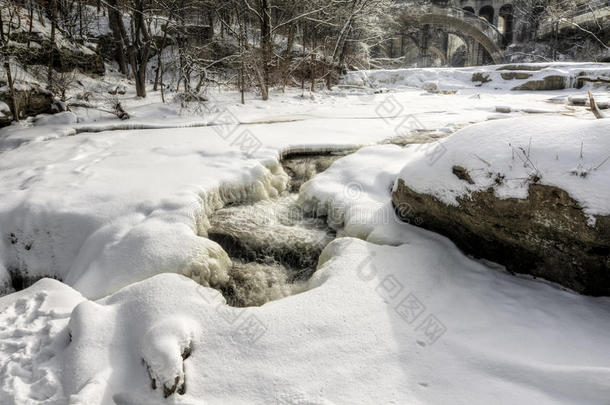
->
xmin=498 ymin=4 xmax=514 ymax=45
xmin=447 ymin=34 xmax=468 ymax=66
xmin=479 ymin=5 xmax=495 ymax=24
xmin=416 ymin=8 xmax=505 ymax=64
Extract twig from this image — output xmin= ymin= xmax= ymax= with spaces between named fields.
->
xmin=473 ymin=153 xmax=491 ymax=167
xmin=517 ymin=146 xmax=540 ymax=175
xmin=594 ymin=155 xmax=610 ymax=170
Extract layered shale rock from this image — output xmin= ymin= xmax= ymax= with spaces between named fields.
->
xmin=391 ymin=116 xmax=610 ymax=296
xmin=393 ymin=177 xmax=610 ymax=295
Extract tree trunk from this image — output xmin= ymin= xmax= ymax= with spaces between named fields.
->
xmin=240 ymin=19 xmax=247 ymax=104
xmin=47 ymin=0 xmax=57 ymax=89
xmin=206 ymin=10 xmax=215 ymax=41
xmin=27 ymin=0 xmax=34 ymax=48
xmin=1 ymin=13 xmax=19 ymax=120
xmin=310 ymin=37 xmax=316 ymax=93
xmin=259 ymin=0 xmax=271 ymax=100
xmin=153 ymin=23 xmax=169 ymax=91
xmin=281 ymin=22 xmax=295 ymax=91
xmin=4 ymin=61 xmax=20 ymax=122
xmin=129 ymin=0 xmax=150 ymax=97
xmin=301 ymin=26 xmax=306 ymax=96
xmin=107 ymin=0 xmax=129 ymax=74
xmin=78 ymin=0 xmax=83 ymax=38
xmin=160 ymin=56 xmax=166 ymax=103
xmin=241 ymin=57 xmax=245 ymax=104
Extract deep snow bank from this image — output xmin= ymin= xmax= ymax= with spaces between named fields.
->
xmin=5 ymin=232 xmax=610 ymax=404
xmin=0 ymin=128 xmax=290 ymax=298
xmin=0 ymin=113 xmax=402 ymax=299
xmin=0 ymin=278 xmax=85 ymax=404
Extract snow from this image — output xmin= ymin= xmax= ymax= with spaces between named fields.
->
xmin=0 ymin=278 xmax=85 ymax=404
xmin=299 ymin=144 xmax=413 ymax=239
xmin=32 ymin=112 xmax=78 ymax=127
xmin=4 ymin=214 xmax=610 ymax=404
xmin=1 ymin=63 xmax=609 ymax=404
xmin=395 ymin=116 xmax=610 ymax=221
xmin=343 ymin=62 xmax=610 ymax=92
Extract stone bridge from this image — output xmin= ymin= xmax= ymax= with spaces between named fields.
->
xmin=391 ymin=0 xmax=516 ymax=66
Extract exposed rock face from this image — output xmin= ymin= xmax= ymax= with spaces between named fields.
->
xmin=471 ymin=72 xmax=491 ymax=83
xmin=500 ymin=72 xmax=533 ymax=80
xmin=0 ymin=85 xmax=54 ymax=126
xmin=576 ymin=76 xmax=610 ymax=88
xmin=0 ymin=106 xmax=11 ymax=127
xmin=512 ymin=75 xmax=569 ymax=90
xmin=496 ymin=64 xmax=549 ymax=71
xmin=8 ymin=34 xmax=105 ymax=76
xmin=393 ymin=178 xmax=610 ymax=295
xmin=18 ymin=44 xmax=104 ymax=76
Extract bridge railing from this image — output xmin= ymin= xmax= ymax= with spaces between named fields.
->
xmin=538 ymin=0 xmax=610 ymax=35
xmin=568 ymin=0 xmax=610 ymax=18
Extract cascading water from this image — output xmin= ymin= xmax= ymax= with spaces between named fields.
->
xmin=208 ymin=152 xmax=348 ymax=307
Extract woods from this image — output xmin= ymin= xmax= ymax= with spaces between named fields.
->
xmin=1 ymin=0 xmax=609 ymax=122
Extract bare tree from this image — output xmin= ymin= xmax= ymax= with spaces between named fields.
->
xmin=47 ymin=0 xmax=58 ymax=88
xmin=0 ymin=0 xmax=22 ymax=122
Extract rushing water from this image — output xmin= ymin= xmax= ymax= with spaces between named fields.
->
xmin=208 ymin=153 xmax=346 ymax=307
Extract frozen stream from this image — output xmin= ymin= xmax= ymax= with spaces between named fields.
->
xmin=207 ymin=153 xmax=346 ymax=307
xmin=206 ymin=131 xmax=451 ymax=307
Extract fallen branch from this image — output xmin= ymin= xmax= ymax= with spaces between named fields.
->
xmin=67 ymin=102 xmax=130 ymax=120
xmin=114 ymin=102 xmax=130 ymax=120
xmin=588 ymin=90 xmax=606 ymax=119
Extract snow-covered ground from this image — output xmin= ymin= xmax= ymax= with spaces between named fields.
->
xmin=1 ymin=65 xmax=609 ymax=404
xmin=343 ymin=62 xmax=610 ymax=92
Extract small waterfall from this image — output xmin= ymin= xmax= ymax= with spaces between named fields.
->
xmin=208 ymin=152 xmax=350 ymax=307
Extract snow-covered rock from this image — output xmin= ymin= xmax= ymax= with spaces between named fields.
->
xmin=393 ymin=115 xmax=610 ymax=294
xmin=342 ymin=62 xmax=610 ymax=92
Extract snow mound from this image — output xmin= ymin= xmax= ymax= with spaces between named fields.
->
xmin=0 ymin=128 xmax=290 ymax=299
xmin=0 ymin=278 xmax=85 ymax=404
xmin=18 ymin=236 xmax=610 ymax=405
xmin=396 ymin=115 xmax=610 ymax=221
xmin=298 ymin=144 xmax=415 ymax=239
